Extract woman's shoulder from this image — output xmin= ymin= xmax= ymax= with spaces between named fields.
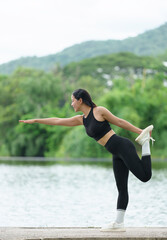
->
xmin=94 ymin=106 xmax=108 ymax=113
xmin=93 ymin=106 xmax=109 ymax=119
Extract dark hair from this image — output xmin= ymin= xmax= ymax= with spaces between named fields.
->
xmin=72 ymin=89 xmax=97 ymax=108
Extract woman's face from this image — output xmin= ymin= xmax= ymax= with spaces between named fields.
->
xmin=71 ymin=95 xmax=82 ymax=112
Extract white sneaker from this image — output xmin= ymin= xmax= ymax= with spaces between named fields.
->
xmin=100 ymin=222 xmax=126 ymax=232
xmin=135 ymin=125 xmax=155 ymax=145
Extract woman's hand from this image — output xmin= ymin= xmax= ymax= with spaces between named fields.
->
xmin=19 ymin=119 xmax=36 ymax=124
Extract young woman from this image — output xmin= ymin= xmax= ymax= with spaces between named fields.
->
xmin=19 ymin=88 xmax=155 ymax=231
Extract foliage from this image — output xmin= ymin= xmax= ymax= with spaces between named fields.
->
xmin=0 ymin=68 xmax=67 ymax=156
xmin=0 ymin=51 xmax=167 ymax=158
xmin=55 ymin=126 xmax=108 ymax=158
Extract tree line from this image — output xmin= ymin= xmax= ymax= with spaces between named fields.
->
xmin=0 ymin=52 xmax=167 ymax=158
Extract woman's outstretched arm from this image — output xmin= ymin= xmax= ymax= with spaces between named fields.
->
xmin=19 ymin=115 xmax=83 ymax=127
xmin=99 ymin=106 xmax=142 ymax=134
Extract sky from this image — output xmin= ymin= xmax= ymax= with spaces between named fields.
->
xmin=0 ymin=0 xmax=167 ymax=64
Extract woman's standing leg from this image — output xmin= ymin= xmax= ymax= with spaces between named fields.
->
xmin=101 ymin=154 xmax=129 ymax=232
xmin=113 ymin=155 xmax=129 ymax=224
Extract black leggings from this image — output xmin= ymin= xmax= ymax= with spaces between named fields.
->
xmin=104 ymin=134 xmax=152 ymax=210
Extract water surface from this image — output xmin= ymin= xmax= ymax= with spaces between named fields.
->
xmin=0 ymin=163 xmax=166 ymax=227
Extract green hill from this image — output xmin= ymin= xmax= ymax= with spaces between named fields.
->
xmin=62 ymin=52 xmax=166 ymax=79
xmin=0 ymin=22 xmax=167 ymax=75
xmin=60 ymin=52 xmax=167 ymax=96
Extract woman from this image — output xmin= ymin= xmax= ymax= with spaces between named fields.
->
xmin=19 ymin=88 xmax=155 ymax=231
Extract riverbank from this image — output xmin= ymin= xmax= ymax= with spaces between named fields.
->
xmin=0 ymin=227 xmax=167 ymax=240
xmin=0 ymin=156 xmax=167 ymax=169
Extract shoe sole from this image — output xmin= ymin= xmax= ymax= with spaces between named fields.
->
xmin=135 ymin=125 xmax=154 ymax=142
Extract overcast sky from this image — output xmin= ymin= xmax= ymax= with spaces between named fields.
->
xmin=0 ymin=0 xmax=167 ymax=64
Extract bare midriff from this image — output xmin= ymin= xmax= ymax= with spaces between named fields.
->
xmin=97 ymin=129 xmax=116 ymax=146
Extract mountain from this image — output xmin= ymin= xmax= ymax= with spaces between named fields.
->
xmin=0 ymin=22 xmax=167 ymax=75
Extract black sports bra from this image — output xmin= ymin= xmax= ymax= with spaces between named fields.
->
xmin=83 ymin=107 xmax=112 ymax=141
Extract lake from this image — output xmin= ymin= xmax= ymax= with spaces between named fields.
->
xmin=0 ymin=162 xmax=166 ymax=227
